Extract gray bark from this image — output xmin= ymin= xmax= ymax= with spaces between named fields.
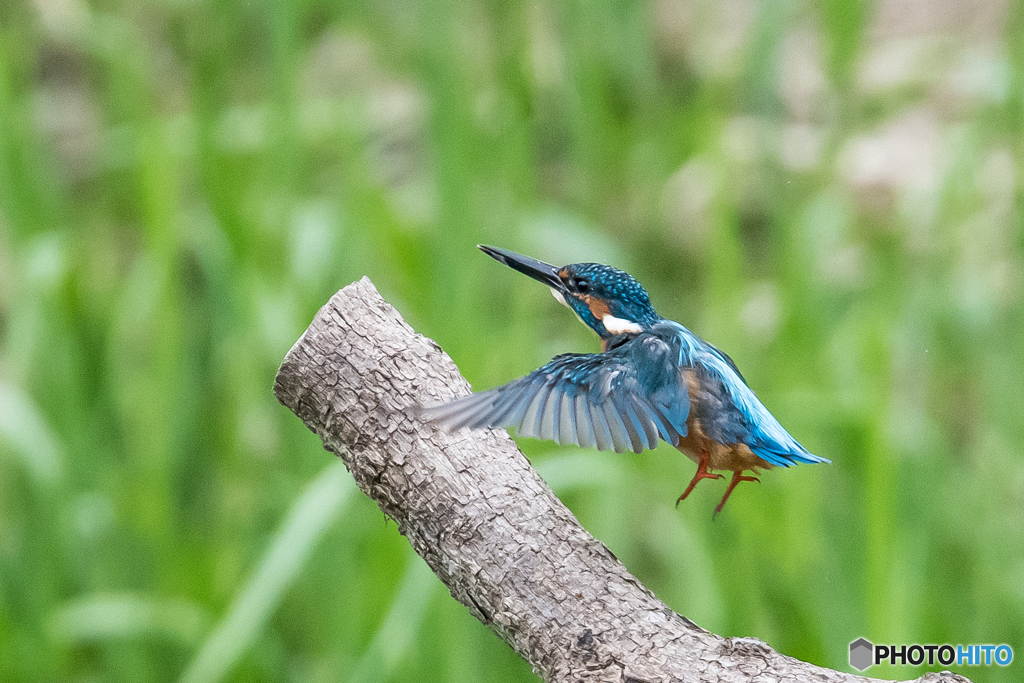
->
xmin=273 ymin=277 xmax=972 ymax=683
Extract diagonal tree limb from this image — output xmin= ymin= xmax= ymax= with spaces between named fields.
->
xmin=273 ymin=277 xmax=971 ymax=683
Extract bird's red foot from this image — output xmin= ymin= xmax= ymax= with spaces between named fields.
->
xmin=712 ymin=471 xmax=761 ymax=518
xmin=675 ymin=454 xmax=722 ymax=507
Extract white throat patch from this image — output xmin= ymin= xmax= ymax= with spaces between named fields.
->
xmin=550 ymin=288 xmax=570 ymax=308
xmin=602 ymin=314 xmax=643 ymax=335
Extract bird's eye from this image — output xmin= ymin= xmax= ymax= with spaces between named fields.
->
xmin=575 ymin=279 xmax=590 ymax=293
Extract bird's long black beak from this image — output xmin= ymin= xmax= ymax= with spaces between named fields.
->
xmin=478 ymin=245 xmax=565 ymax=291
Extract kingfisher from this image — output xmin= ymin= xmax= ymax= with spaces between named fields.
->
xmin=422 ymin=245 xmax=829 ymax=515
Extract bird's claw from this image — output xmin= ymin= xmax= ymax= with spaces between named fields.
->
xmin=712 ymin=472 xmax=761 ymax=518
xmin=675 ymin=456 xmax=722 ymax=507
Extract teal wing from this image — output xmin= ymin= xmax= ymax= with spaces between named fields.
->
xmin=420 ymin=332 xmax=690 ymax=454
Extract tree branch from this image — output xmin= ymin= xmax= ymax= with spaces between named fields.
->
xmin=273 ymin=277 xmax=971 ymax=683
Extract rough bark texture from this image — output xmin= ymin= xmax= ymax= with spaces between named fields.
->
xmin=273 ymin=277 xmax=972 ymax=683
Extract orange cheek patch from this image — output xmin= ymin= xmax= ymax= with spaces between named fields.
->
xmin=583 ymin=295 xmax=611 ymax=320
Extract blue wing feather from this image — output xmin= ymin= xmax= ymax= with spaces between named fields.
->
xmin=588 ymin=400 xmax=613 ymax=451
xmin=420 ymin=330 xmax=691 ymax=454
xmin=574 ymin=395 xmax=595 ymax=448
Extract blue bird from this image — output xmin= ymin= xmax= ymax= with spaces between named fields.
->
xmin=423 ymin=245 xmax=829 ymax=515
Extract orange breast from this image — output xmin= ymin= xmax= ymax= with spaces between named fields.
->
xmin=675 ymin=369 xmax=774 ymax=473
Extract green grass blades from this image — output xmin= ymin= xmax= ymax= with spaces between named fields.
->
xmin=1 ymin=1 xmax=1023 ymax=681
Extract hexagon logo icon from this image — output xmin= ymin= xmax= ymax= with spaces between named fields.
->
xmin=849 ymin=638 xmax=874 ymax=671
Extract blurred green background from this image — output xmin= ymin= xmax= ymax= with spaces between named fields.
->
xmin=1 ymin=0 xmax=1022 ymax=681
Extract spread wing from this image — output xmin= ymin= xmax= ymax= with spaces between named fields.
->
xmin=420 ymin=332 xmax=690 ymax=454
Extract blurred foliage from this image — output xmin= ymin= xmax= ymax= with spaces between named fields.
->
xmin=1 ymin=0 xmax=1022 ymax=681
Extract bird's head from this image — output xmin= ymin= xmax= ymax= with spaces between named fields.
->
xmin=478 ymin=245 xmax=661 ymax=340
